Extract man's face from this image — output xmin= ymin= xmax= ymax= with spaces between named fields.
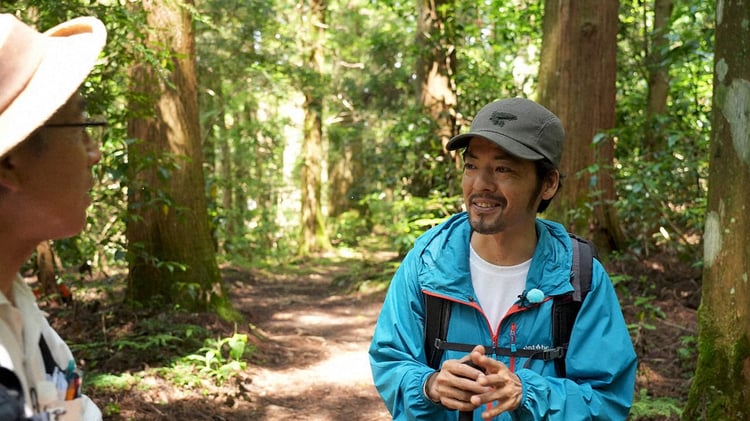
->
xmin=461 ymin=137 xmax=547 ymax=235
xmin=6 ymin=92 xmax=102 ymax=241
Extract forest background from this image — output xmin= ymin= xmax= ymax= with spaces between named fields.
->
xmin=3 ymin=0 xmax=747 ymax=419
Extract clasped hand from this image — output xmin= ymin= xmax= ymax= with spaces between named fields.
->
xmin=425 ymin=345 xmax=522 ymax=419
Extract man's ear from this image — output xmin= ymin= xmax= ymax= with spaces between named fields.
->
xmin=541 ymin=170 xmax=560 ymax=200
xmin=0 ymin=154 xmax=22 ymax=192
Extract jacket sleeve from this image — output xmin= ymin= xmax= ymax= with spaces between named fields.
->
xmin=368 ymin=249 xmax=451 ymax=421
xmin=511 ymin=263 xmax=637 ymax=420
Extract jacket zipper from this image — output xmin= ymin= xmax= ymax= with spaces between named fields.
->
xmin=496 ymin=304 xmax=526 ymax=370
xmin=509 ymin=322 xmax=517 ymax=371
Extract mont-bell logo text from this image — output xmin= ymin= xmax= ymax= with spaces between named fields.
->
xmin=489 ymin=111 xmax=517 ymax=127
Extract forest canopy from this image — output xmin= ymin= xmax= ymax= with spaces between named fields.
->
xmin=3 ymin=0 xmax=713 ymax=270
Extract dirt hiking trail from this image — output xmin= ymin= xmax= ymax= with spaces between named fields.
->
xmin=230 ymin=259 xmax=392 ymax=421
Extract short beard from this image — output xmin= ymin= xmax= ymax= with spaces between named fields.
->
xmin=469 ymin=215 xmax=506 ymax=235
xmin=466 ymin=191 xmax=542 ymax=235
xmin=466 ymin=194 xmax=508 ymax=234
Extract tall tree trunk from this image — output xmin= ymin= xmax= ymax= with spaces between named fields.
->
xmin=201 ymin=67 xmax=223 ymax=252
xmin=35 ymin=241 xmax=56 ymax=298
xmin=327 ymin=130 xmax=361 ymax=218
xmin=218 ymin=110 xmax=234 ymax=251
xmin=683 ymin=0 xmax=750 ymax=418
xmin=537 ymin=0 xmax=625 ymax=251
xmin=644 ymin=0 xmax=674 ymax=155
xmin=126 ymin=0 xmax=234 ymax=317
xmin=299 ymin=0 xmax=330 ymax=255
xmin=252 ymin=113 xmax=276 ymax=252
xmin=416 ymin=0 xmax=458 ymax=170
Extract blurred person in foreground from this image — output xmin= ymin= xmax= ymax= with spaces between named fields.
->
xmin=0 ymin=13 xmax=107 ymax=420
xmin=369 ymin=98 xmax=636 ymax=420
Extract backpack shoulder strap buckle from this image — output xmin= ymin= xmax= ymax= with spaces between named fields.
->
xmin=540 ymin=346 xmax=565 ymax=361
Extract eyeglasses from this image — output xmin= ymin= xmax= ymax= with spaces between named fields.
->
xmin=43 ymin=119 xmax=107 ymax=139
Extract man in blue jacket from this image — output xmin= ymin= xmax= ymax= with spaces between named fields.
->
xmin=369 ymin=97 xmax=637 ymax=420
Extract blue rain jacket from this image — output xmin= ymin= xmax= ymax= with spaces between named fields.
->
xmin=369 ymin=213 xmax=637 ymax=420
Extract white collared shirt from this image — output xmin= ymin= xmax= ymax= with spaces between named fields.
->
xmin=0 ymin=275 xmax=101 ymax=420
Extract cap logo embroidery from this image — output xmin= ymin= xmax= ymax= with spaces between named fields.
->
xmin=489 ymin=111 xmax=517 ymax=127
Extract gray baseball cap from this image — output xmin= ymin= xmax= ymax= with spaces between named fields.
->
xmin=446 ymin=97 xmax=564 ymax=168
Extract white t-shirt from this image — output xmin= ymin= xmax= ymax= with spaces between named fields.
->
xmin=470 ymin=245 xmax=530 ymax=336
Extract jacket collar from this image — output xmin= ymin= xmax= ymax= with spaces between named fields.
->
xmin=418 ymin=213 xmax=575 ymax=299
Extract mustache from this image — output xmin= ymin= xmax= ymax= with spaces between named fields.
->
xmin=468 ymin=193 xmax=507 ymax=207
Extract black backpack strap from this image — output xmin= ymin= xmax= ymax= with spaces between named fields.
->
xmin=552 ymin=234 xmax=596 ymax=377
xmin=424 ymin=233 xmax=596 ymax=377
xmin=424 ymin=293 xmax=451 ymax=370
xmin=569 ymin=233 xmax=595 ymax=297
xmin=38 ymin=335 xmax=59 ymax=376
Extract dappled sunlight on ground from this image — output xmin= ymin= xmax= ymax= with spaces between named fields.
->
xmin=229 ymin=259 xmax=392 ymax=420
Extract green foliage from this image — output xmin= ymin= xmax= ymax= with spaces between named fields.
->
xmin=391 ymin=194 xmax=460 ymax=256
xmin=331 ymin=208 xmax=373 ymax=247
xmin=614 ymin=0 xmax=714 ymax=259
xmin=454 ymin=0 xmax=543 ymax=103
xmin=68 ymin=313 xmax=208 ymax=369
xmin=83 ymin=331 xmax=254 ymax=414
xmin=75 ymin=314 xmax=253 ymax=399
xmin=677 ymin=335 xmax=698 ymax=372
xmin=87 ymin=372 xmax=140 ymax=393
xmin=612 ymin=272 xmax=667 ymax=351
xmin=630 ymin=293 xmax=665 ymax=329
xmin=112 ymin=333 xmax=182 ymax=352
xmin=330 ymin=255 xmax=399 ymax=293
xmin=630 ymin=388 xmax=683 ymax=419
xmin=169 ymin=333 xmax=254 ymax=387
xmin=195 ymin=0 xmax=300 ymax=262
xmin=102 ymin=402 xmax=121 ymax=417
xmin=359 ymin=191 xmax=463 ymax=256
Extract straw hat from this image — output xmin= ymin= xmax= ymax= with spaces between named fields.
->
xmin=0 ymin=14 xmax=107 ymax=157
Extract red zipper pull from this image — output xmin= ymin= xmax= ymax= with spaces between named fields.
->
xmin=509 ymin=322 xmax=517 ymax=371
